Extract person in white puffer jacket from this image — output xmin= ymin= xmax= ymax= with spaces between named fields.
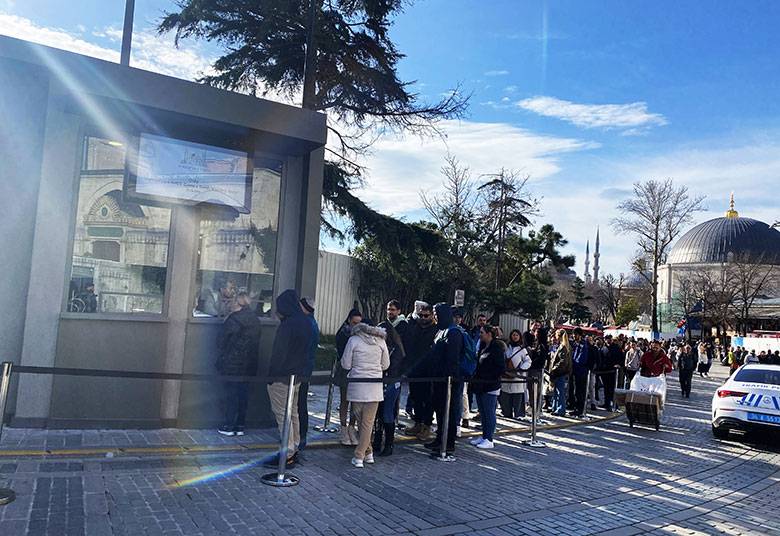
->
xmin=341 ymin=322 xmax=390 ymax=468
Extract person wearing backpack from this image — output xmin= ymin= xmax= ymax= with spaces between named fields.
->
xmin=500 ymin=330 xmax=532 ymax=419
xmin=425 ymin=303 xmax=469 ymax=456
xmin=470 ymin=325 xmax=506 ymax=449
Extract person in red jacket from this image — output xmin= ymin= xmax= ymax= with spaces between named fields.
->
xmin=640 ymin=340 xmax=674 ymax=377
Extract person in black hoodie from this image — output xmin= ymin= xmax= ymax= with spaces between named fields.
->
xmin=265 ymin=289 xmax=312 ymax=468
xmin=425 ymin=303 xmax=464 ymax=456
xmin=217 ymin=292 xmax=261 ymax=437
xmin=470 ymin=325 xmax=506 ymax=449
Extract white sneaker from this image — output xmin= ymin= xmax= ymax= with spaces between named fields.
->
xmin=351 ymin=457 xmax=364 ymax=468
xmin=476 ymin=439 xmax=494 ymax=449
xmin=456 ymin=426 xmax=462 ymax=438
xmin=364 ymin=453 xmax=375 ymax=464
xmin=469 ymin=437 xmax=482 ymax=446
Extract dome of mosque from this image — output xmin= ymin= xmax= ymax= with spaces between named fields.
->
xmin=667 ymin=196 xmax=780 ymax=265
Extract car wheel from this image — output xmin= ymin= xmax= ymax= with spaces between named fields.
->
xmin=712 ymin=424 xmax=729 ymax=439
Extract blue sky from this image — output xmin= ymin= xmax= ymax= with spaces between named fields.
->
xmin=3 ymin=0 xmax=780 ymax=278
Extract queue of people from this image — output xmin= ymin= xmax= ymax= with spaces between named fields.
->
xmin=213 ymin=289 xmax=723 ymax=470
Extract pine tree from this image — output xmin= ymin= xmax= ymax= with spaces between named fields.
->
xmin=158 ymin=0 xmax=468 ymax=252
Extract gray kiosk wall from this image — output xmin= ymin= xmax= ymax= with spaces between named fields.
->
xmin=0 ymin=36 xmax=327 ymax=428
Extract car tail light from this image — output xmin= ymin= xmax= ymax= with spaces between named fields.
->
xmin=717 ymin=390 xmax=748 ymax=398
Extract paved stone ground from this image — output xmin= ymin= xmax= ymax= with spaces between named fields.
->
xmin=1 ymin=365 xmax=779 ymax=535
xmin=0 ymin=383 xmax=610 ymax=454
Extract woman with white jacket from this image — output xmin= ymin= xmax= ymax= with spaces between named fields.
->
xmin=500 ymin=329 xmax=532 ymax=419
xmin=341 ymin=322 xmax=390 ymax=468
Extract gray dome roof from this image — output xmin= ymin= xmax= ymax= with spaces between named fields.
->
xmin=667 ymin=216 xmax=780 ymax=265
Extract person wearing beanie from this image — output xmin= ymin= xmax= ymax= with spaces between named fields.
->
xmin=264 ymin=289 xmax=312 ymax=469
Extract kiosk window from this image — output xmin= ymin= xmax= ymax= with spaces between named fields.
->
xmin=67 ymin=136 xmax=171 ymax=314
xmin=193 ymin=159 xmax=282 ymax=318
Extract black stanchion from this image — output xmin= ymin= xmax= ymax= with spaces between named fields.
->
xmin=432 ymin=376 xmax=455 ymax=462
xmin=523 ymin=372 xmax=546 ymax=448
xmin=261 ymin=375 xmax=300 ymax=487
xmin=314 ymin=359 xmax=339 ymax=433
xmin=0 ymin=361 xmax=15 ymax=505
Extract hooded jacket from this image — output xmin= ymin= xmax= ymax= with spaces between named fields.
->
xmin=341 ymin=323 xmax=390 ymax=402
xmin=217 ymin=305 xmax=261 ymax=376
xmin=267 ymin=289 xmax=312 ymax=379
xmin=403 ymin=317 xmax=437 ymax=376
xmin=430 ymin=303 xmax=464 ymax=378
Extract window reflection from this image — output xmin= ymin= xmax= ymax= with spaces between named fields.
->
xmin=193 ymin=159 xmax=282 ymax=318
xmin=68 ymin=136 xmax=171 ymax=314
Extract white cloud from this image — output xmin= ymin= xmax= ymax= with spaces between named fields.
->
xmin=355 ymin=120 xmax=598 ymax=216
xmin=484 ymin=69 xmax=509 ymax=76
xmin=517 ymin=95 xmax=668 ymax=131
xmin=0 ymin=13 xmax=118 ymax=62
xmin=0 ymin=13 xmax=214 ymax=81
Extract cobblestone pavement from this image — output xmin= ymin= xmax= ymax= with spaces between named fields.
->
xmin=0 ymin=383 xmax=612 ymax=455
xmin=1 ymin=366 xmax=779 ymax=536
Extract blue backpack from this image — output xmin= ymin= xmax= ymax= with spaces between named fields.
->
xmin=449 ymin=326 xmax=477 ymax=377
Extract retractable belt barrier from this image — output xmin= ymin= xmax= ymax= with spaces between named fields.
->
xmin=0 ymin=361 xmax=545 ymax=492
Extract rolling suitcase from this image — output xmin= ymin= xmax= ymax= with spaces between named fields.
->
xmin=624 ymin=390 xmax=663 ymax=431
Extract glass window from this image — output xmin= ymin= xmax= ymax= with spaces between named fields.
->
xmin=67 ymin=136 xmax=171 ymax=314
xmin=734 ymin=368 xmax=780 ymax=386
xmin=193 ymin=158 xmax=282 ymax=318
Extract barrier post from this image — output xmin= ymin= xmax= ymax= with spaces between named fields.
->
xmin=0 ymin=362 xmax=15 ymax=505
xmin=524 ymin=372 xmax=546 ymax=448
xmin=433 ymin=376 xmax=455 ymax=462
xmin=613 ymin=369 xmax=620 ymax=412
xmin=582 ymin=371 xmax=593 ymax=421
xmin=314 ymin=359 xmax=339 ymax=433
xmin=261 ymin=375 xmax=300 ymax=487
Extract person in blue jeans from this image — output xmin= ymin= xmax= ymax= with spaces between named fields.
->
xmin=548 ymin=329 xmax=572 ymax=417
xmin=470 ymin=325 xmax=506 ymax=449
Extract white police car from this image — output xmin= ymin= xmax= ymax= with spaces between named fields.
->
xmin=711 ymin=364 xmax=780 ymax=439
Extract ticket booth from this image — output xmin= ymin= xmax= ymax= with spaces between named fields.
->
xmin=0 ymin=35 xmax=327 ymax=428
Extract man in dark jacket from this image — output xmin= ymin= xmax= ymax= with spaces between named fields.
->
xmin=402 ymin=303 xmax=437 ymax=440
xmin=570 ymin=328 xmax=591 ymax=417
xmin=677 ymin=343 xmax=697 ymax=398
xmin=375 ymin=300 xmax=407 ymax=456
xmin=426 ymin=303 xmax=465 ymax=456
xmin=297 ymin=296 xmax=320 ymax=450
xmin=217 ymin=292 xmax=261 ymax=436
xmin=598 ymin=335 xmax=623 ymax=411
xmin=266 ymin=289 xmax=312 ymax=467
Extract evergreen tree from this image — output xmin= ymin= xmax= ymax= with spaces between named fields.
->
xmin=562 ymin=277 xmax=592 ymax=324
xmin=158 ymin=0 xmax=468 ymax=253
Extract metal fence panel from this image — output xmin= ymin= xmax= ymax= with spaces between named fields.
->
xmin=314 ymin=250 xmax=360 ymax=335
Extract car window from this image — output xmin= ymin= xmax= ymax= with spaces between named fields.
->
xmin=734 ymin=368 xmax=780 ymax=385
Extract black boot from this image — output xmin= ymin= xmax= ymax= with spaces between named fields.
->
xmin=379 ymin=423 xmax=395 ymax=456
xmin=372 ymin=420 xmax=384 ymax=453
